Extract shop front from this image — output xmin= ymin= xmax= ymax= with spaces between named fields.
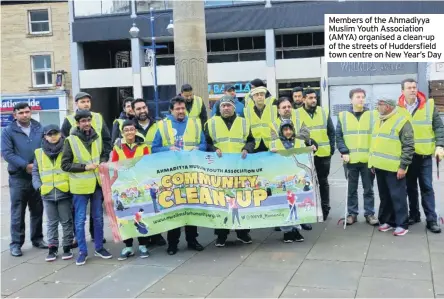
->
xmin=327 ymin=62 xmax=420 ymax=126
xmin=208 ymin=81 xmax=252 ymax=109
xmin=1 ymin=92 xmax=69 ymax=128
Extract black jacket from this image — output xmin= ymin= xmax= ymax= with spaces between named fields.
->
xmin=204 ymin=114 xmax=256 ymax=153
xmin=61 ymin=127 xmax=108 ymax=173
xmin=184 ymin=96 xmax=208 ymax=128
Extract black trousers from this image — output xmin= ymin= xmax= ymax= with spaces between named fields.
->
xmin=167 ymin=226 xmax=198 ymax=246
xmin=214 ymin=229 xmax=250 ymax=239
xmin=314 ymin=156 xmax=331 ymax=217
xmin=375 ymin=169 xmax=409 ymax=229
xmin=123 ymin=237 xmax=150 ymax=247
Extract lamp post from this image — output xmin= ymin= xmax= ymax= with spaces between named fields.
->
xmin=129 ymin=8 xmax=174 ymax=120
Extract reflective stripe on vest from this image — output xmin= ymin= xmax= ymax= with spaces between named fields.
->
xmin=368 ymin=112 xmax=408 ymax=172
xmin=246 ymin=96 xmax=275 ymax=108
xmin=244 ymin=104 xmax=275 ymax=149
xmin=269 ymin=112 xmax=302 ymax=148
xmin=113 ymin=119 xmax=124 ymax=131
xmin=340 ymin=110 xmax=377 ymax=164
xmin=34 ymin=148 xmax=69 ymax=195
xmin=113 ymin=144 xmax=147 ymax=161
xmin=208 ymin=116 xmax=248 ymax=153
xmin=399 ymin=99 xmax=436 ymax=155
xmin=135 ymin=122 xmax=158 ymax=150
xmin=67 ymin=135 xmax=102 ymax=194
xmin=298 ymin=107 xmax=331 ymax=157
xmin=187 ymin=96 xmax=203 ymax=119
xmin=67 ymin=112 xmax=103 ymax=136
xmin=159 ymin=118 xmax=201 ymax=150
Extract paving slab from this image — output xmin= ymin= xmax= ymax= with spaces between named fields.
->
xmin=41 ymin=263 xmax=120 ymax=285
xmin=367 ymin=232 xmax=430 ymax=262
xmin=128 ymin=247 xmax=196 ymax=268
xmin=1 ymin=262 xmax=67 ymax=296
xmin=145 ymin=273 xmax=223 ymax=297
xmin=279 ymin=286 xmax=356 ymax=298
xmin=355 ymin=276 xmax=435 ymax=298
xmin=241 ymin=249 xmax=305 ymax=270
xmin=288 ymin=260 xmax=363 ymax=291
xmin=7 ymin=281 xmax=87 ymax=298
xmin=362 ymin=259 xmax=432 ymax=281
xmin=207 ymin=266 xmax=294 ymax=298
xmin=73 ymin=265 xmax=172 ymax=298
xmin=137 ymin=292 xmax=202 ymax=298
xmin=429 ymin=239 xmax=444 ymax=255
xmin=431 ymin=253 xmax=444 ymax=297
xmin=306 ymin=234 xmax=371 ymax=262
xmin=323 ymin=220 xmax=376 ymax=237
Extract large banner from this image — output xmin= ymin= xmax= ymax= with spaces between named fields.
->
xmin=100 ymin=148 xmax=323 ymax=242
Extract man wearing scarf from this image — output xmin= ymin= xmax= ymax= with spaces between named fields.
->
xmin=32 ymin=125 xmax=74 ymax=262
xmin=369 ymin=99 xmax=414 ymax=236
xmin=397 ymin=78 xmax=444 ymax=233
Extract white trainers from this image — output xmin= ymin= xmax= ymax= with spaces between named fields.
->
xmin=378 ymin=223 xmax=394 ymax=232
xmin=393 ymin=227 xmax=409 ymax=236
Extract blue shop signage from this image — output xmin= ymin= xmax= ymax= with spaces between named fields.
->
xmin=208 ymin=82 xmax=252 ymax=95
xmin=1 ymin=96 xmax=60 ymax=112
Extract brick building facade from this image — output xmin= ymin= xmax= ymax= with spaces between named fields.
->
xmin=1 ymin=0 xmax=72 ymax=128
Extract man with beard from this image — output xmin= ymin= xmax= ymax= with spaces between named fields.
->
xmin=204 ymin=95 xmax=255 ymax=247
xmin=130 ymin=98 xmax=166 ymax=246
xmin=291 ymin=87 xmax=304 ymax=109
xmin=180 ymin=84 xmax=208 ymax=128
xmin=1 ymin=102 xmax=47 ymax=257
xmin=111 ymin=97 xmax=135 ymax=144
xmin=62 ymin=92 xmax=111 ymax=246
xmin=244 ymin=79 xmax=273 ymax=108
xmin=297 ymin=89 xmax=335 ymax=221
xmin=61 ymin=110 xmax=112 ymax=265
xmin=152 ymin=96 xmax=206 ymax=255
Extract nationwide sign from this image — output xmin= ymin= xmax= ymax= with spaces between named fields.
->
xmin=1 ymin=96 xmax=59 ymax=112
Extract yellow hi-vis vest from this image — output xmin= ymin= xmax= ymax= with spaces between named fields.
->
xmin=244 ymin=104 xmax=275 ymax=149
xmin=368 ymin=112 xmax=408 ymax=172
xmin=66 ymin=135 xmax=102 ymax=194
xmin=113 ymin=143 xmax=148 ymax=161
xmin=339 ymin=110 xmax=378 ymax=164
xmin=208 ymin=116 xmax=249 ymax=153
xmin=113 ymin=119 xmax=125 ymax=132
xmin=398 ymin=99 xmax=436 ymax=155
xmin=67 ymin=112 xmax=104 ymax=136
xmin=298 ymin=106 xmax=330 ymax=157
xmin=246 ymin=96 xmax=275 ymax=108
xmin=186 ymin=96 xmax=203 ymax=119
xmin=270 ymin=137 xmax=305 ymax=150
xmin=269 ymin=110 xmax=302 ymax=146
xmin=158 ymin=118 xmax=201 ymax=150
xmin=135 ymin=122 xmax=158 ymax=151
xmin=34 ymin=149 xmax=69 ymax=195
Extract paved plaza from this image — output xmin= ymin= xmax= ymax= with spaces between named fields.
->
xmin=1 ymin=154 xmax=443 ymax=298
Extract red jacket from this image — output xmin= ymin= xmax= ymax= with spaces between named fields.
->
xmin=398 ymin=91 xmax=427 ymax=110
xmin=111 ymin=143 xmax=149 ymax=162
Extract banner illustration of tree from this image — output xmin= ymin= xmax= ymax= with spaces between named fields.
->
xmin=99 ymin=148 xmax=323 ymax=241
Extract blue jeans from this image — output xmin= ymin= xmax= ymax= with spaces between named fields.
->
xmin=407 ymin=155 xmax=437 ymax=222
xmin=9 ymin=177 xmax=44 ymax=248
xmin=73 ymin=187 xmax=104 ymax=254
xmin=347 ymin=163 xmax=375 ymax=216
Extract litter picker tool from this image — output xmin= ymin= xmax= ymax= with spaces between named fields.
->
xmin=437 ymin=157 xmax=444 ymax=225
xmin=337 ymin=161 xmax=349 ymax=229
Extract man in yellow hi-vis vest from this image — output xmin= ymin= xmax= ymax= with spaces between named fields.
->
xmin=204 ymin=95 xmax=255 ymax=247
xmin=244 ymin=86 xmax=276 ymax=153
xmin=62 ymin=92 xmax=112 ymax=246
xmin=61 ymin=110 xmax=113 ymax=265
xmin=111 ymin=97 xmax=135 ymax=144
xmin=368 ymin=99 xmax=414 ymax=236
xmin=152 ymin=96 xmax=206 ymax=256
xmin=180 ymin=84 xmax=208 ymax=128
xmin=297 ymin=89 xmax=335 ymax=221
xmin=32 ymin=124 xmax=73 ymax=262
xmin=336 ymin=88 xmax=379 ymax=227
xmin=397 ymin=78 xmax=444 ymax=234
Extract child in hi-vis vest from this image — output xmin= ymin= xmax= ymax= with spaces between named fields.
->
xmin=111 ymin=120 xmax=151 ymax=260
xmin=32 ymin=124 xmax=74 ymax=262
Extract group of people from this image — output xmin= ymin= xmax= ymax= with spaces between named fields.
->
xmin=1 ymin=77 xmax=443 ymax=267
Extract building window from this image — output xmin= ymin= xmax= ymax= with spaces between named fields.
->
xmin=31 ymin=55 xmax=52 ymax=87
xmin=74 ymin=0 xmax=130 ymax=17
xmin=28 ymin=9 xmax=51 ymax=34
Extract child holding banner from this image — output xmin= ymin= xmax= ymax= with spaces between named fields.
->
xmin=111 ymin=120 xmax=152 ymax=260
xmin=270 ymin=120 xmax=317 ymax=243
